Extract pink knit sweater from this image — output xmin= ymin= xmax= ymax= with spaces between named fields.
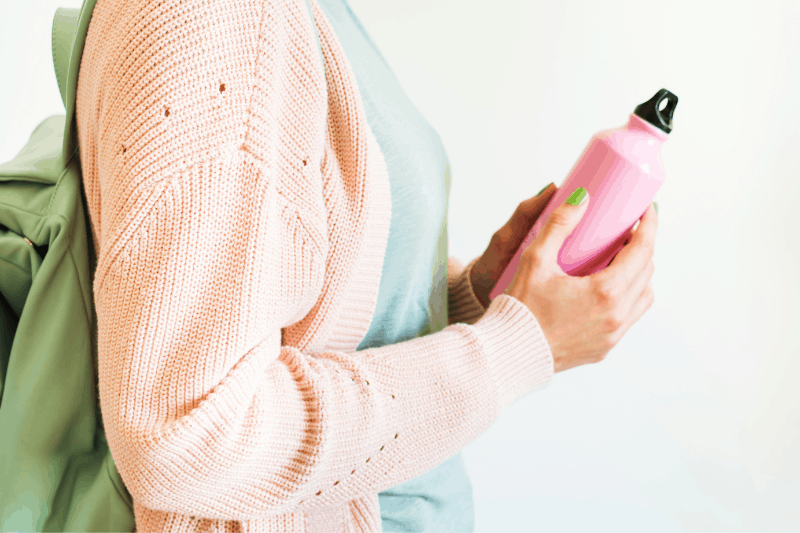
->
xmin=75 ymin=0 xmax=555 ymax=531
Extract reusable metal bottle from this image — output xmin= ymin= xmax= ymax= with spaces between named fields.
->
xmin=489 ymin=88 xmax=678 ymax=301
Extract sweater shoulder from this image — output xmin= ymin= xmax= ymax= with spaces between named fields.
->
xmin=77 ymin=0 xmax=328 ymax=196
xmin=77 ymin=0 xmax=329 ymax=257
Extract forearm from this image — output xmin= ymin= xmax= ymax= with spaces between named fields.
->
xmin=102 ymin=283 xmax=553 ymax=518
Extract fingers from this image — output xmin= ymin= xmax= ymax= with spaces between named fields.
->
xmin=623 ymin=279 xmax=655 ymax=332
xmin=527 ymin=188 xmax=590 ymax=272
xmin=494 ymin=183 xmax=556 ymax=251
xmin=594 ymin=202 xmax=657 ymax=290
xmin=512 ymin=183 xmax=557 ymax=228
xmin=624 ymin=258 xmax=654 ymax=311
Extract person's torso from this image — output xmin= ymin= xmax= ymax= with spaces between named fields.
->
xmin=312 ymin=1 xmax=474 ymax=531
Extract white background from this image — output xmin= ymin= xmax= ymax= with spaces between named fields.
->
xmin=2 ymin=1 xmax=799 ymax=531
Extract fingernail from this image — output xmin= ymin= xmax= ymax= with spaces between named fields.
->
xmin=654 ymin=201 xmax=658 ymax=215
xmin=566 ymin=187 xmax=587 ymax=205
xmin=535 ymin=184 xmax=549 ymax=196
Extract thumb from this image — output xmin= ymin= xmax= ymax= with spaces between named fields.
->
xmin=527 ymin=187 xmax=589 ymax=270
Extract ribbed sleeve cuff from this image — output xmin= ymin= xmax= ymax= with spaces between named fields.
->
xmin=468 ymin=294 xmax=554 ymax=412
xmin=448 ymin=256 xmax=488 ymax=325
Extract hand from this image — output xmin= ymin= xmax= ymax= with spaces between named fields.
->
xmin=505 ymin=192 xmax=657 ymax=373
xmin=470 ymin=183 xmax=558 ymax=307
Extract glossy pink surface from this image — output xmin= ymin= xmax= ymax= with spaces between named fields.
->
xmin=490 ymin=113 xmax=667 ymax=300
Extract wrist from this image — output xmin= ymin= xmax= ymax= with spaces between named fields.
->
xmin=469 ymin=261 xmax=490 ymax=308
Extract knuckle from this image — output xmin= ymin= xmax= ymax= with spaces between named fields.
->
xmin=604 ymin=313 xmax=624 ymax=333
xmin=521 ymin=244 xmax=544 ymax=267
xmin=493 ymin=225 xmax=512 ymax=244
xmin=602 ymin=334 xmax=618 ymax=351
xmin=494 ymin=224 xmax=511 ymax=241
xmin=594 ymin=279 xmax=620 ymax=306
xmin=548 ymin=210 xmax=572 ymax=228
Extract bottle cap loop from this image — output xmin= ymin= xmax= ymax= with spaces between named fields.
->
xmin=633 ymin=88 xmax=679 ymax=134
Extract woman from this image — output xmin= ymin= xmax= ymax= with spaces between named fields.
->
xmin=74 ymin=0 xmax=657 ymax=531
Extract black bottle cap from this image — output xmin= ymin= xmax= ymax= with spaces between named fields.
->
xmin=633 ymin=88 xmax=679 ymax=134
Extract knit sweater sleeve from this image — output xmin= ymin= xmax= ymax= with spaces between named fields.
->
xmin=448 ymin=256 xmax=489 ymax=325
xmin=81 ymin=0 xmax=554 ymax=522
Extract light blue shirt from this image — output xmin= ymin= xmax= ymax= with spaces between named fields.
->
xmin=312 ymin=1 xmax=475 ymax=531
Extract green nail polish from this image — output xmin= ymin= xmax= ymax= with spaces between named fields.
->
xmin=566 ymin=187 xmax=587 ymax=206
xmin=654 ymin=201 xmax=659 ymax=215
xmin=535 ymin=184 xmax=549 ymax=196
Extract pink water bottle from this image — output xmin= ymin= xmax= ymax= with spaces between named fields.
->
xmin=489 ymin=88 xmax=678 ymax=301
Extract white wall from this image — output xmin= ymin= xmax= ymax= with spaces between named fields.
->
xmin=3 ymin=1 xmax=799 ymax=531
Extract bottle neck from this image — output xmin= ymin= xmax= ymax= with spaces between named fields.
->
xmin=628 ymin=113 xmax=670 ymax=141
